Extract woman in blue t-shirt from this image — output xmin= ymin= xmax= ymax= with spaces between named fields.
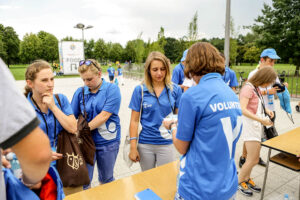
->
xmin=71 ymin=59 xmax=121 ymax=189
xmin=128 ymin=51 xmax=182 ymax=171
xmin=24 ymin=60 xmax=79 ymax=195
xmin=164 ymin=42 xmax=242 ymax=200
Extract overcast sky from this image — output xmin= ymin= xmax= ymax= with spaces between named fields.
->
xmin=0 ymin=0 xmax=272 ymax=46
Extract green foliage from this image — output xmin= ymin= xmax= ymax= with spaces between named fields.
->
xmin=230 ymin=39 xmax=238 ymax=65
xmin=109 ymin=43 xmax=123 ymax=62
xmin=252 ymin=0 xmax=300 ymax=69
xmin=94 ymin=38 xmax=108 ymax=61
xmin=134 ymin=39 xmax=145 ymax=63
xmin=210 ymin=37 xmax=224 ymax=52
xmin=37 ymin=31 xmax=58 ymax=62
xmin=19 ymin=33 xmax=42 ymax=63
xmin=84 ymin=39 xmax=95 ymax=59
xmin=188 ymin=11 xmax=198 ymax=41
xmin=243 ymin=45 xmax=260 ymax=65
xmin=164 ymin=37 xmax=181 ymax=63
xmin=124 ymin=40 xmax=136 ymax=62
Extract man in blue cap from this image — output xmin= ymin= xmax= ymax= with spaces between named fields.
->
xmin=239 ymin=48 xmax=284 ymax=169
xmin=172 ymin=49 xmax=188 ymax=90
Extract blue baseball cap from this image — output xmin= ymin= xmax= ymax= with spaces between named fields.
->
xmin=260 ymin=48 xmax=280 ymax=59
xmin=181 ymin=49 xmax=188 ymax=62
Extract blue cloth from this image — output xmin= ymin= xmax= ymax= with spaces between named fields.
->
xmin=117 ymin=68 xmax=122 ymax=76
xmin=171 ymin=63 xmax=185 ymax=85
xmin=27 ymin=93 xmax=73 ymax=147
xmin=176 ymin=73 xmax=242 ymax=200
xmin=222 ymin=66 xmax=238 ymax=88
xmin=83 ymin=141 xmax=120 ymax=189
xmin=3 ymin=166 xmax=65 ymax=200
xmin=71 ymin=79 xmax=121 ymax=146
xmin=107 ymin=67 xmax=115 ymax=77
xmin=129 ymin=83 xmax=182 ymax=145
xmin=277 ymin=86 xmax=292 ymax=114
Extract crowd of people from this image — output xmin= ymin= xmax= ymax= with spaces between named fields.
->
xmin=0 ymin=42 xmax=297 ymax=200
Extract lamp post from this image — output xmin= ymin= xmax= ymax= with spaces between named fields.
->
xmin=74 ymin=23 xmax=93 ymax=42
xmin=224 ymin=0 xmax=231 ymax=67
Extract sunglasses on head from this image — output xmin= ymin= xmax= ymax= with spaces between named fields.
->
xmin=79 ymin=60 xmax=101 ymax=71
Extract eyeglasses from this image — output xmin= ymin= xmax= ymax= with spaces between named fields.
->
xmin=79 ymin=60 xmax=101 ymax=71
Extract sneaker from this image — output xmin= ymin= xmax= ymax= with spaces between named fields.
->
xmin=258 ymin=157 xmax=267 ymax=167
xmin=238 ymin=182 xmax=253 ymax=196
xmin=246 ymin=178 xmax=261 ymax=193
xmin=239 ymin=156 xmax=246 ymax=168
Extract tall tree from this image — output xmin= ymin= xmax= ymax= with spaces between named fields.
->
xmin=109 ymin=43 xmax=123 ymax=62
xmin=19 ymin=33 xmax=42 ymax=63
xmin=0 ymin=25 xmax=20 ymax=66
xmin=243 ymin=45 xmax=260 ymax=65
xmin=94 ymin=38 xmax=108 ymax=62
xmin=84 ymin=39 xmax=95 ymax=59
xmin=37 ymin=31 xmax=58 ymax=62
xmin=188 ymin=11 xmax=198 ymax=41
xmin=252 ymin=0 xmax=300 ymax=71
xmin=124 ymin=40 xmax=136 ymax=62
xmin=164 ymin=37 xmax=181 ymax=63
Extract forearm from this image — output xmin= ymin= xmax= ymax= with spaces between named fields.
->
xmin=241 ymin=108 xmax=263 ymax=123
xmin=170 ymin=125 xmax=189 ymax=155
xmin=129 ymin=121 xmax=139 ymax=149
xmin=88 ymin=111 xmax=112 ymax=131
xmin=51 ymin=106 xmax=77 ymax=133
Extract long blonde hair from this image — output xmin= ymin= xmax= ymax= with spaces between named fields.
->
xmin=24 ymin=60 xmax=52 ymax=97
xmin=144 ymin=51 xmax=172 ymax=93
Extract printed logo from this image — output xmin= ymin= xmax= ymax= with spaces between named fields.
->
xmin=66 ymin=152 xmax=84 ymax=170
xmin=143 ymin=103 xmax=152 ymax=109
xmin=70 ymin=44 xmax=76 ymax=50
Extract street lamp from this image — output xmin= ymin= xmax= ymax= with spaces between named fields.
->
xmin=74 ymin=23 xmax=93 ymax=42
xmin=224 ymin=0 xmax=231 ymax=67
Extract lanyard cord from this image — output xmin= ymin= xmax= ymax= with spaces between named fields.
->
xmin=151 ymin=83 xmax=175 ymax=114
xmin=31 ymin=96 xmax=57 ymax=147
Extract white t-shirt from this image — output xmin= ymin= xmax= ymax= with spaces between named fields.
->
xmin=182 ymin=77 xmax=197 ymax=88
xmin=0 ymin=58 xmax=39 ymax=199
xmin=248 ymin=68 xmax=280 ymax=111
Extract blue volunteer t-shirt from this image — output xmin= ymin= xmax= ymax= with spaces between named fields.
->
xmin=107 ymin=67 xmax=115 ymax=77
xmin=71 ymin=79 xmax=121 ymax=146
xmin=222 ymin=66 xmax=238 ymax=88
xmin=117 ymin=68 xmax=122 ymax=76
xmin=171 ymin=63 xmax=185 ymax=85
xmin=129 ymin=83 xmax=182 ymax=145
xmin=176 ymin=73 xmax=242 ymax=200
xmin=27 ymin=93 xmax=74 ymax=147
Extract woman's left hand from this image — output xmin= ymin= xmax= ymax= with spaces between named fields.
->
xmin=51 ymin=151 xmax=63 ymax=161
xmin=163 ymin=120 xmax=176 ymax=130
xmin=42 ymin=93 xmax=56 ymax=110
xmin=266 ymin=109 xmax=274 ymax=119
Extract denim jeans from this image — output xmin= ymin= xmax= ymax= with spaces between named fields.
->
xmin=83 ymin=141 xmax=120 ymax=189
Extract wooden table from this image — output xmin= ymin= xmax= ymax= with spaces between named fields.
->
xmin=65 ymin=161 xmax=179 ymax=200
xmin=260 ymin=127 xmax=300 ymax=200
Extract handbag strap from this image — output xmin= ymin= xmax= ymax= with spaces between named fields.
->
xmin=81 ymin=87 xmax=87 ymax=119
xmin=253 ymin=86 xmax=269 ymax=119
xmin=139 ymin=84 xmax=144 ymax=125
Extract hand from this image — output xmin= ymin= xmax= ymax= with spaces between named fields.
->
xmin=266 ymin=110 xmax=274 ymax=119
xmin=1 ymin=156 xmax=11 ymax=168
xmin=42 ymin=93 xmax=55 ymax=110
xmin=297 ymin=154 xmax=300 ymax=162
xmin=269 ymin=87 xmax=278 ymax=94
xmin=283 ymin=82 xmax=288 ymax=88
xmin=51 ymin=151 xmax=63 ymax=161
xmin=163 ymin=119 xmax=177 ymax=130
xmin=129 ymin=149 xmax=140 ymax=162
xmin=260 ymin=118 xmax=273 ymax=126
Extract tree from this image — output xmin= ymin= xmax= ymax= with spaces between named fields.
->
xmin=19 ymin=33 xmax=42 ymax=63
xmin=94 ymin=39 xmax=108 ymax=62
xmin=243 ymin=45 xmax=260 ymax=65
xmin=188 ymin=11 xmax=198 ymax=41
xmin=37 ymin=31 xmax=58 ymax=62
xmin=157 ymin=27 xmax=166 ymax=53
xmin=164 ymin=37 xmax=181 ymax=63
xmin=209 ymin=38 xmax=224 ymax=52
xmin=134 ymin=32 xmax=145 ymax=63
xmin=124 ymin=40 xmax=136 ymax=62
xmin=0 ymin=25 xmax=20 ymax=66
xmin=61 ymin=36 xmax=80 ymax=41
xmin=109 ymin=43 xmax=123 ymax=62
xmin=0 ymin=34 xmax=7 ymax=60
xmin=252 ymin=0 xmax=300 ymax=72
xmin=84 ymin=39 xmax=95 ymax=59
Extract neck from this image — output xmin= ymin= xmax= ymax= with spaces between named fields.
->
xmin=31 ymin=93 xmax=43 ymax=104
xmin=152 ymin=80 xmax=165 ymax=88
xmin=90 ymin=79 xmax=103 ymax=93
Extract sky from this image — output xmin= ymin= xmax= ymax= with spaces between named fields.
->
xmin=0 ymin=0 xmax=273 ymax=46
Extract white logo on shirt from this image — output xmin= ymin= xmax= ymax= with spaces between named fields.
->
xmin=143 ymin=103 xmax=152 ymax=109
xmin=209 ymin=102 xmax=241 ymax=112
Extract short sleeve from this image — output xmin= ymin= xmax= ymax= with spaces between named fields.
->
xmin=58 ymin=94 xmax=74 ymax=116
xmin=71 ymin=88 xmax=82 ymax=118
xmin=129 ymin=85 xmax=142 ymax=112
xmin=239 ymin=84 xmax=254 ymax=99
xmin=172 ymin=68 xmax=180 ymax=84
xmin=102 ymin=84 xmax=121 ymax=114
xmin=0 ymin=63 xmax=39 ymax=149
xmin=229 ymin=70 xmax=238 ymax=87
xmin=176 ymin=93 xmax=196 ymax=141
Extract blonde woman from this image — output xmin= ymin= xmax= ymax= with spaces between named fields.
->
xmin=128 ymin=51 xmax=182 ymax=171
xmin=238 ymin=66 xmax=276 ymax=197
xmin=71 ymin=59 xmax=121 ymax=189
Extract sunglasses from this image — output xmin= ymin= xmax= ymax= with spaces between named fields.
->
xmin=79 ymin=60 xmax=101 ymax=71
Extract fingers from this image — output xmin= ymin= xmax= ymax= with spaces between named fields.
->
xmin=51 ymin=152 xmax=63 ymax=161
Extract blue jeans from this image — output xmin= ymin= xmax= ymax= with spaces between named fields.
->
xmin=83 ymin=141 xmax=120 ymax=189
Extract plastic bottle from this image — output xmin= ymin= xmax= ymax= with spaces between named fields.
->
xmin=6 ymin=152 xmax=22 ymax=179
xmin=268 ymin=94 xmax=274 ymax=105
xmin=284 ymin=194 xmax=289 ymax=200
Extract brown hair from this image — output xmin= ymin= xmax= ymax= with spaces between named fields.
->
xmin=248 ymin=66 xmax=277 ymax=87
xmin=184 ymin=42 xmax=225 ymax=78
xmin=24 ymin=60 xmax=52 ymax=97
xmin=144 ymin=51 xmax=172 ymax=93
xmin=78 ymin=59 xmax=101 ymax=75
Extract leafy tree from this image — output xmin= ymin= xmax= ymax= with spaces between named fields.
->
xmin=188 ymin=11 xmax=198 ymax=41
xmin=134 ymin=39 xmax=145 ymax=63
xmin=94 ymin=38 xmax=108 ymax=62
xmin=252 ymin=0 xmax=300 ymax=71
xmin=0 ymin=25 xmax=20 ymax=66
xmin=0 ymin=34 xmax=7 ymax=60
xmin=109 ymin=43 xmax=123 ymax=62
xmin=84 ymin=39 xmax=95 ymax=59
xmin=19 ymin=33 xmax=42 ymax=63
xmin=124 ymin=40 xmax=136 ymax=62
xmin=243 ymin=45 xmax=261 ymax=65
xmin=230 ymin=39 xmax=238 ymax=65
xmin=209 ymin=38 xmax=224 ymax=52
xmin=37 ymin=31 xmax=58 ymax=62
xmin=61 ymin=36 xmax=80 ymax=41
xmin=164 ymin=37 xmax=181 ymax=63
xmin=157 ymin=27 xmax=166 ymax=53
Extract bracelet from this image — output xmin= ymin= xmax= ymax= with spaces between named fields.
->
xmin=170 ymin=126 xmax=177 ymax=134
xmin=129 ymin=137 xmax=138 ymax=141
xmin=168 ymin=122 xmax=177 ymax=130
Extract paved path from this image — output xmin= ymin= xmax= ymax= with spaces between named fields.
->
xmin=16 ymin=76 xmax=300 ymax=199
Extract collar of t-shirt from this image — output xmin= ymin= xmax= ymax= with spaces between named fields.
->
xmin=27 ymin=93 xmax=59 ymax=113
xmin=84 ymin=78 xmax=106 ymax=95
xmin=200 ymin=72 xmax=221 ymax=83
